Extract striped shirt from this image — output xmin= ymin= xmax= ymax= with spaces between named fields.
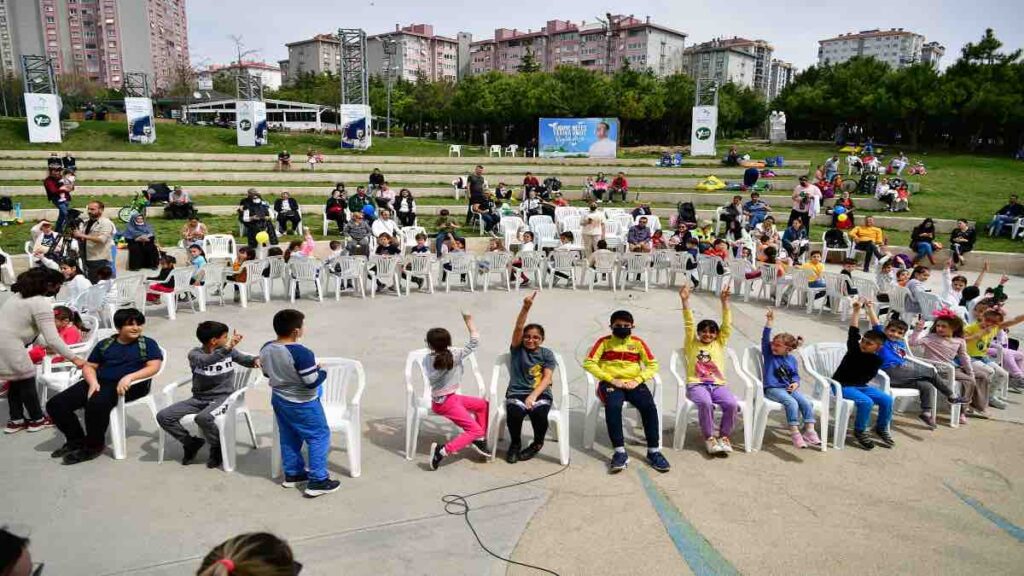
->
xmin=260 ymin=341 xmax=325 ymax=403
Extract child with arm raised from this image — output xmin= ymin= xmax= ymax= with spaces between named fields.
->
xmin=503 ymin=291 xmax=557 ymax=463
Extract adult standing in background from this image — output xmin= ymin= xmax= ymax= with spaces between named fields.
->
xmin=465 ymin=165 xmax=488 ymax=224
xmin=72 ymin=201 xmax=115 ymax=281
xmin=789 ymin=176 xmax=821 ymax=234
xmin=43 ymin=164 xmax=71 ymax=233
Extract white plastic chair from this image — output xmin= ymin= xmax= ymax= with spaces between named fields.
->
xmin=489 ymin=144 xmax=503 ymax=157
xmin=553 ymin=206 xmax=575 ymax=223
xmin=202 ymin=235 xmax=237 ymax=264
xmin=728 ymin=257 xmax=760 ymax=301
xmin=288 ymin=259 xmax=324 ymax=302
xmin=402 ymin=254 xmax=436 ymax=295
xmin=499 ymin=216 xmax=526 ymax=251
xmin=886 ymin=285 xmax=912 ymax=322
xmin=110 ymin=275 xmax=145 ymax=315
xmin=144 ymin=267 xmax=204 ymax=320
xmin=634 ymin=214 xmax=661 ymax=231
xmin=916 ymin=291 xmax=944 ymax=321
xmin=448 ymin=144 xmax=462 ymax=157
xmin=533 ymin=222 xmax=559 ymax=251
xmin=662 ymin=252 xmax=695 ymax=288
xmin=514 ymin=251 xmax=546 ymax=290
xmin=780 ymin=268 xmax=823 ymax=313
xmin=442 ymin=252 xmax=475 ymax=292
xmin=618 ymin=251 xmax=652 ymax=292
xmin=263 ymin=256 xmax=289 ymax=299
xmin=399 ymin=226 xmax=427 ymax=255
xmin=157 ymin=363 xmax=260 ymax=472
xmin=583 ymin=373 xmax=663 ymax=450
xmin=403 ymin=348 xmax=485 ymax=459
xmin=800 ymin=343 xmax=890 ymax=449
xmin=697 ymin=255 xmax=728 ymax=294
xmin=487 ymin=351 xmax=570 ymax=465
xmin=504 ymin=144 xmax=518 ymax=157
xmin=753 ymin=263 xmax=780 ymax=303
xmin=271 ymin=358 xmax=366 ymax=478
xmin=528 ymin=215 xmax=555 ymax=233
xmin=822 ymin=231 xmax=850 ymax=263
xmin=367 ymin=255 xmax=402 ymax=298
xmin=742 ymin=346 xmax=829 ymax=452
xmin=36 ymin=317 xmax=104 ymax=404
xmin=477 ymin=251 xmax=512 ymax=292
xmin=560 ymin=214 xmax=582 ymax=237
xmin=225 ymin=259 xmax=270 ymax=307
xmin=547 ymin=250 xmax=580 ymax=289
xmin=823 ymin=272 xmax=855 ymax=319
xmin=669 ymin=349 xmax=754 ymax=452
xmin=587 ymin=250 xmax=618 ymax=291
xmin=328 ymin=256 xmax=367 ymax=299
xmin=70 ymin=283 xmax=114 ymax=326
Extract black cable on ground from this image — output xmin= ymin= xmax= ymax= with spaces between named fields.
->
xmin=441 ymin=463 xmax=571 ymax=575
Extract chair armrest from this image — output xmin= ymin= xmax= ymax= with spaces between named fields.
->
xmin=161 ymin=376 xmax=192 ymax=398
xmin=216 ymin=386 xmax=248 ymax=417
xmin=871 ymin=371 xmax=891 ymax=394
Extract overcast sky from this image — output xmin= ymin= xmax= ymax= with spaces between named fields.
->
xmin=187 ymin=0 xmax=1024 ymax=71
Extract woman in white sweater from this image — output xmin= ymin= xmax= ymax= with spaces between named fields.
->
xmin=1 ymin=268 xmax=85 ymax=432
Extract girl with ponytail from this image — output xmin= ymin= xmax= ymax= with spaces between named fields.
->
xmin=422 ymin=312 xmax=489 ymax=471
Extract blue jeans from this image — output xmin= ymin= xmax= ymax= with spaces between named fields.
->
xmin=272 ymin=393 xmax=331 ymax=481
xmin=808 ymin=279 xmax=825 ymax=288
xmin=764 ymin=387 xmax=815 ymax=425
xmin=914 ymin=242 xmax=934 ymax=258
xmin=988 ymin=215 xmax=1014 ymax=236
xmin=54 ymin=201 xmax=69 ymax=232
xmin=842 ymin=385 xmax=893 ymax=432
xmin=748 ymin=212 xmax=767 ymax=227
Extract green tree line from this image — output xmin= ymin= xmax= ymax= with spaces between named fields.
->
xmin=269 ymin=65 xmax=767 ymax=146
xmin=774 ymin=29 xmax=1024 ymax=151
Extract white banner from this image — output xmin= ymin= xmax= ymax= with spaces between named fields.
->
xmin=690 ymin=105 xmax=718 ymax=157
xmin=236 ymin=100 xmax=255 ymax=147
xmin=125 ymin=97 xmax=156 ymax=144
xmin=340 ymin=104 xmax=371 ymax=150
xmin=24 ymin=93 xmax=62 ymax=143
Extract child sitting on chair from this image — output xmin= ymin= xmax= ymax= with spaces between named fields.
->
xmin=680 ymin=284 xmax=739 ymax=456
xmin=833 ymin=300 xmax=894 ymax=450
xmin=909 ymin=311 xmax=985 ymax=423
xmin=762 ymin=309 xmax=820 ymax=448
xmin=27 ymin=305 xmax=85 ymax=365
xmin=502 ymin=291 xmax=557 ymax=463
xmin=157 ymin=321 xmax=259 ymax=469
xmin=425 ymin=312 xmax=490 ymax=470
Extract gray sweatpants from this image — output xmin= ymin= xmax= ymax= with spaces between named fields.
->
xmin=884 ymin=362 xmax=954 ymax=412
xmin=156 ymin=396 xmax=228 ymax=449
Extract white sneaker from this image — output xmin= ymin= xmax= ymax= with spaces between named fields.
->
xmin=719 ymin=437 xmax=734 ymax=453
xmin=705 ymin=438 xmax=722 ymax=454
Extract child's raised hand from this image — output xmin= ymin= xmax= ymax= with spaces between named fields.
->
xmin=523 ymin=290 xmax=538 ymax=307
xmin=1000 ymin=275 xmax=1009 ymax=285
xmin=852 ymin=298 xmax=863 ymax=310
xmin=678 ymin=284 xmax=691 ymax=302
xmin=461 ymin=311 xmax=473 ymax=323
xmin=230 ymin=330 xmax=243 ymax=348
xmin=982 ymin=261 xmax=990 ymax=273
xmin=765 ymin=308 xmax=774 ymax=323
xmin=720 ymin=285 xmax=732 ymax=304
xmin=863 ymin=299 xmax=875 ymax=310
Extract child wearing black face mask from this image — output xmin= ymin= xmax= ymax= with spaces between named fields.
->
xmin=583 ymin=310 xmax=670 ymax=474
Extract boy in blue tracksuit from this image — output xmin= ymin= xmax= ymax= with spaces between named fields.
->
xmin=261 ymin=309 xmax=340 ymax=498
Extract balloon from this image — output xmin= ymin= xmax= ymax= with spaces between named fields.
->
xmin=833 ymin=206 xmax=846 ymax=215
xmin=838 ymin=214 xmax=848 ymax=222
xmin=255 ymin=231 xmax=270 ymax=245
xmin=362 ymin=204 xmax=376 ymax=217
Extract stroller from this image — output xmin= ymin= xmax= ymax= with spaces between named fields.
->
xmin=674 ymin=202 xmax=697 ymax=230
xmin=657 ymin=153 xmax=672 ymax=167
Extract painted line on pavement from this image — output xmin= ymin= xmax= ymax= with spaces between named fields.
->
xmin=945 ymin=482 xmax=1024 ymax=543
xmin=638 ymin=468 xmax=740 ymax=576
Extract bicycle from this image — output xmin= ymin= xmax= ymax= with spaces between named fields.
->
xmin=118 ymin=191 xmax=149 ymax=223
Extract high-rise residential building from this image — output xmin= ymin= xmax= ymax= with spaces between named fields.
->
xmin=684 ymin=37 xmax=774 ymax=96
xmin=468 ymin=15 xmax=686 ymax=77
xmin=208 ymin=61 xmax=282 ymax=91
xmin=768 ymin=58 xmax=794 ymax=100
xmin=818 ymin=29 xmax=942 ymax=68
xmin=281 ymin=33 xmax=341 ymax=82
xmin=0 ymin=0 xmax=188 ymax=91
xmin=682 ymin=38 xmax=757 ymax=90
xmin=366 ymin=24 xmax=460 ymax=83
xmin=919 ymin=41 xmax=945 ymax=67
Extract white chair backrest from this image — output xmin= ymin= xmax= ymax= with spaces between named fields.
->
xmin=852 ymin=277 xmax=878 ymax=301
xmin=554 ymin=206 xmax=575 ymax=222
xmin=400 ymin=226 xmax=426 ymax=247
xmin=480 ymin=251 xmax=512 ymax=270
xmin=499 ymin=216 xmax=525 ymax=235
xmin=800 ymin=343 xmax=846 ymax=383
xmin=635 ymin=214 xmax=661 ymax=231
xmin=790 ymin=267 xmax=812 ymax=285
xmin=561 ymin=214 xmax=582 ymax=231
xmin=673 ymin=251 xmax=695 ymax=270
xmin=603 ymin=220 xmax=622 ymax=238
xmin=318 ymin=358 xmax=366 ymax=416
xmin=670 ymin=347 xmax=750 ymax=401
xmin=72 ymin=283 xmax=110 ymax=315
xmin=592 ymin=251 xmax=618 ymax=270
xmin=113 ymin=275 xmax=143 ymax=300
xmin=823 ymin=272 xmax=845 ymax=296
xmin=334 ymin=256 xmax=365 ymax=278
xmin=519 ymin=251 xmax=546 ymax=269
xmin=289 ymin=259 xmax=321 ymax=281
xmin=404 ymin=254 xmax=434 ymax=274
xmin=888 ymin=285 xmax=911 ymax=315
xmin=203 ymin=235 xmax=236 ymax=261
xmin=405 ymin=347 xmax=485 ymax=402
xmin=445 ymin=252 xmax=474 ymax=274
xmin=529 ymin=215 xmax=554 ymax=231
xmin=917 ymin=291 xmax=943 ymax=320
xmin=615 ymin=214 xmax=633 ymax=230
xmin=758 ymin=262 xmax=779 ymax=283
xmin=491 ymin=351 xmax=569 ymax=409
xmin=240 ymin=259 xmax=268 ymax=283
xmin=698 ymin=254 xmax=726 ymax=277
xmin=621 ymin=251 xmax=652 ymax=272
xmin=369 ymin=254 xmax=401 ymax=276
xmin=169 ymin=267 xmax=196 ymax=289
xmin=533 ymin=222 xmax=557 ymax=242
xmin=550 ymin=250 xmax=580 ymax=269
xmin=490 ymin=144 xmax=502 ymax=153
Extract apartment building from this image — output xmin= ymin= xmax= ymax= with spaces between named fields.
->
xmin=767 ymin=58 xmax=794 ymax=100
xmin=366 ymin=24 xmax=460 ymax=83
xmin=209 ymin=61 xmax=282 ymax=91
xmin=684 ymin=37 xmax=774 ymax=96
xmin=0 ymin=0 xmax=188 ymax=90
xmin=469 ymin=15 xmax=687 ymax=77
xmin=818 ymin=28 xmax=943 ymax=68
xmin=281 ymin=33 xmax=341 ymax=82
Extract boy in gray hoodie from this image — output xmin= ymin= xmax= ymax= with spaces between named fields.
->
xmin=156 ymin=321 xmax=259 ymax=468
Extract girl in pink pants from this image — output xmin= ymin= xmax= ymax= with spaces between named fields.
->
xmin=424 ymin=313 xmax=490 ymax=470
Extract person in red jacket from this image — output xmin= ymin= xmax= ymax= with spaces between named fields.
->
xmin=611 ymin=172 xmax=629 ymax=203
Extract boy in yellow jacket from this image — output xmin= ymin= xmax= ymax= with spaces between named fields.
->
xmin=584 ymin=310 xmax=670 ymax=473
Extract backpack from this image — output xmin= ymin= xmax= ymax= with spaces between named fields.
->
xmin=97 ymin=335 xmax=150 ymax=362
xmin=893 ymin=253 xmax=913 ymax=270
xmin=824 ymin=228 xmax=848 ymax=248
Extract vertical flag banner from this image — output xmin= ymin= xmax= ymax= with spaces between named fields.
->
xmin=253 ymin=102 xmax=268 ymax=147
xmin=340 ymin=105 xmax=372 ymax=150
xmin=125 ymin=97 xmax=156 ymax=144
xmin=25 ymin=93 xmax=62 ymax=143
xmin=537 ymin=118 xmax=618 ymax=158
xmin=236 ymin=100 xmax=256 ymax=147
xmin=690 ymin=106 xmax=718 ymax=157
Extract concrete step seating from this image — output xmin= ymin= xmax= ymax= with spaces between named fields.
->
xmin=0 ymin=149 xmax=810 ymax=168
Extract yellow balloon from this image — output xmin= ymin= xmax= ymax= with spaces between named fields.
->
xmin=255 ymin=231 xmax=270 ymax=245
xmin=837 ymin=214 xmax=848 ymax=222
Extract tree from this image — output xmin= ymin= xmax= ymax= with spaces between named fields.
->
xmin=517 ymin=49 xmax=541 ymax=73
